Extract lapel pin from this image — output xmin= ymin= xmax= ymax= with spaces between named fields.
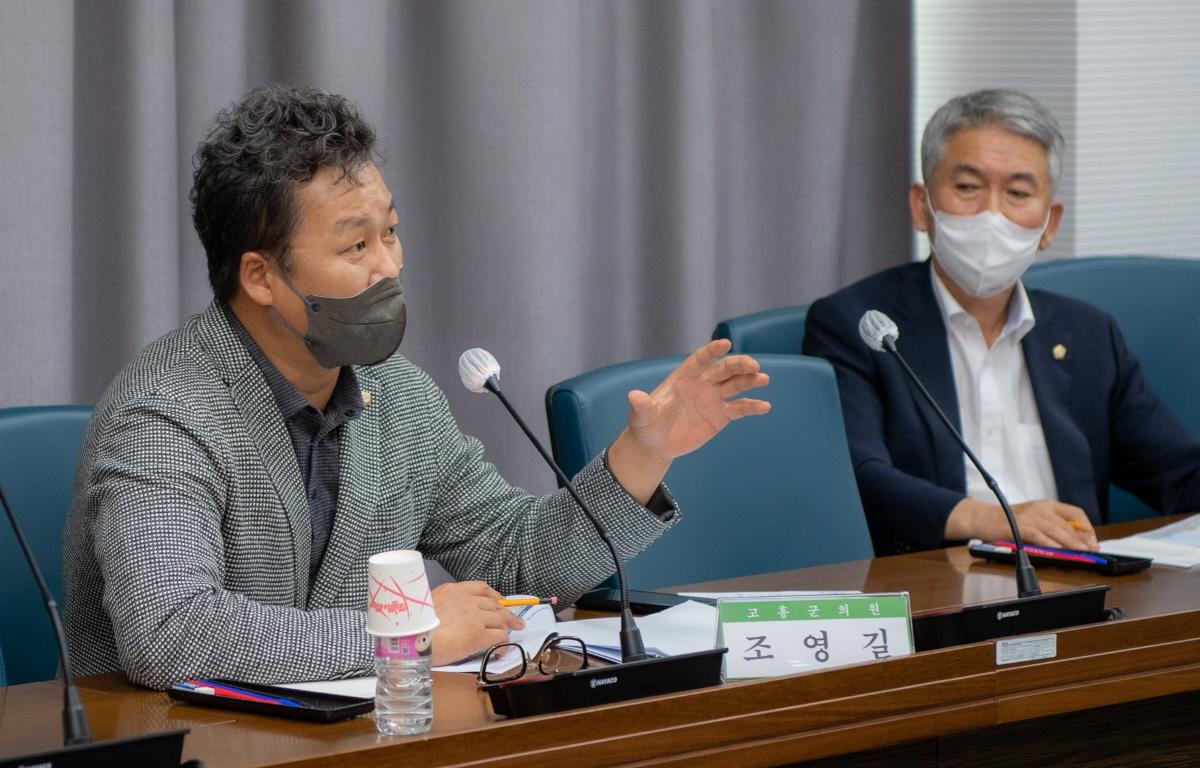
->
xmin=361 ymin=388 xmax=373 ymax=407
xmin=1052 ymin=343 xmax=1067 ymax=361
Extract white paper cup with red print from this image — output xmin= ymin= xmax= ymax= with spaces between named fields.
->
xmin=366 ymin=550 xmax=440 ymax=637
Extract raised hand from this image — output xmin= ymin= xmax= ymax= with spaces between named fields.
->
xmin=607 ymin=339 xmax=771 ymax=503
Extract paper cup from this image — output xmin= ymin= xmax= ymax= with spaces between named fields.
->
xmin=366 ymin=550 xmax=440 ymax=636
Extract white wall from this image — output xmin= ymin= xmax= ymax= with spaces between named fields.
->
xmin=914 ymin=0 xmax=1200 ymax=260
xmin=1075 ymin=2 xmax=1200 ymax=256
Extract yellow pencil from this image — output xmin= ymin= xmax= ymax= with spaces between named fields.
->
xmin=1068 ymin=520 xmax=1089 ymax=531
xmin=498 ymin=596 xmax=558 ymax=607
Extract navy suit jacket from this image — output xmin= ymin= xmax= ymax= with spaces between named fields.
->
xmin=804 ymin=260 xmax=1200 ymax=555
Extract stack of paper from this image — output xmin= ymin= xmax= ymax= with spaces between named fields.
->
xmin=554 ymin=600 xmax=718 ymax=662
xmin=1101 ymin=514 xmax=1200 ymax=568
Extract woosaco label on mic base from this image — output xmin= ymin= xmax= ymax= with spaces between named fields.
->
xmin=995 ymin=633 xmax=1057 ymax=665
xmin=717 ymin=593 xmax=913 ymax=680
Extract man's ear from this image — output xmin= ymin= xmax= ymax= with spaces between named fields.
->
xmin=909 ymin=183 xmax=932 ymax=234
xmin=239 ymin=251 xmax=276 ymax=307
xmin=1039 ymin=202 xmax=1065 ymax=251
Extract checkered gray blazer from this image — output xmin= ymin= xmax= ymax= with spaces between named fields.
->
xmin=62 ymin=302 xmax=676 ymax=689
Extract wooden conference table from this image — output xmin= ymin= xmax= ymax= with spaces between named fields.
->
xmin=2 ymin=516 xmax=1199 ymax=768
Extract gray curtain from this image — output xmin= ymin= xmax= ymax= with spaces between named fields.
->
xmin=0 ymin=0 xmax=911 ymax=494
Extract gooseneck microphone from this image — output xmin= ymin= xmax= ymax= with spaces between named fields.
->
xmin=457 ymin=348 xmax=726 ymax=719
xmin=858 ymin=310 xmax=1040 ymax=598
xmin=458 ymin=348 xmax=648 ymax=662
xmin=2 ymin=483 xmax=193 ymax=766
xmin=0 ymin=484 xmax=91 ymax=745
xmin=856 ymin=310 xmax=1115 ymax=652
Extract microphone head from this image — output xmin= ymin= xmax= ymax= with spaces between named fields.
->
xmin=459 ymin=348 xmax=501 ymax=393
xmin=858 ymin=309 xmax=899 ymax=352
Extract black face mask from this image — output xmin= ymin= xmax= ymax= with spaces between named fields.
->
xmin=273 ymin=271 xmax=407 ymax=368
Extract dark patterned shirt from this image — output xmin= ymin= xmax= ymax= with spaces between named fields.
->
xmin=222 ymin=304 xmax=363 ymax=587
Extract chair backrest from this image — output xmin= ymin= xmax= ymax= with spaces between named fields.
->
xmin=1024 ymin=255 xmax=1200 ymax=521
xmin=712 ymin=304 xmax=808 ymax=354
xmin=546 ymin=355 xmax=873 ymax=588
xmin=0 ymin=405 xmax=92 ymax=684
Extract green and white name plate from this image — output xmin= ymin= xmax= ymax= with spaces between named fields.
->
xmin=718 ymin=593 xmax=914 ymax=680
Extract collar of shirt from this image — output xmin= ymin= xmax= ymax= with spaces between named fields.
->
xmin=221 ymin=302 xmax=364 ymax=430
xmin=929 ymin=264 xmax=1037 ymax=345
xmin=926 ymin=264 xmax=1057 ymax=506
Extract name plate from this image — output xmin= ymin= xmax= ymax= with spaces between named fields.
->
xmin=718 ymin=593 xmax=914 ymax=680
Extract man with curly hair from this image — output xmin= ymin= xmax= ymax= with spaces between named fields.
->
xmin=61 ymin=84 xmax=770 ymax=689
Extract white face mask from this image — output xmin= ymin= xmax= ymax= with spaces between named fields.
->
xmin=926 ymin=192 xmax=1049 ymax=298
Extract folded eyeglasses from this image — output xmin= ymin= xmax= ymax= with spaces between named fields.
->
xmin=477 ymin=632 xmax=590 ymax=686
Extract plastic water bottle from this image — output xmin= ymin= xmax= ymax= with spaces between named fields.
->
xmin=374 ymin=633 xmax=433 ymax=735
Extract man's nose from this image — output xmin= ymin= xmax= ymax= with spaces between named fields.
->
xmin=369 ymin=244 xmax=401 ymax=282
xmin=986 ymin=188 xmax=1005 ymax=213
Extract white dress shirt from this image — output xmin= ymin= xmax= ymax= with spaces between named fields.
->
xmin=930 ymin=269 xmax=1058 ymax=505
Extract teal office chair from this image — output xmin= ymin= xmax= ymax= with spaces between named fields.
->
xmin=0 ymin=405 xmax=92 ymax=684
xmin=546 ymin=354 xmax=873 ymax=588
xmin=1025 ymin=256 xmax=1200 ymax=522
xmin=712 ymin=304 xmax=808 ymax=354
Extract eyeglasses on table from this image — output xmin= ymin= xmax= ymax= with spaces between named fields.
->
xmin=477 ymin=632 xmax=590 ymax=686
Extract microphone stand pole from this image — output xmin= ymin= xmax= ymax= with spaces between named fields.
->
xmin=876 ymin=336 xmax=1114 ymax=650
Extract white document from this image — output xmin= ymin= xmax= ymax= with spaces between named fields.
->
xmin=1098 ymin=513 xmax=1200 ymax=568
xmin=555 ymin=600 xmax=719 ymax=662
xmin=276 ymin=599 xmax=560 ymax=699
xmin=1100 ymin=536 xmax=1200 ymax=568
xmin=1136 ymin=513 xmax=1200 ymax=547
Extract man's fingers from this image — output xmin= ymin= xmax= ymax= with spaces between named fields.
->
xmin=676 ymin=339 xmax=732 ymax=379
xmin=626 ymin=389 xmax=653 ymax=428
xmin=1052 ymin=504 xmax=1098 ymax=551
xmin=1057 ymin=505 xmax=1099 ymax=551
xmin=435 ymin=580 xmax=526 ymax=625
xmin=719 ymin=372 xmax=770 ymax=399
xmin=1031 ymin=512 xmax=1077 ymax=549
xmin=454 ymin=581 xmax=505 ymax=600
xmin=478 ymin=627 xmax=510 ymax=654
xmin=702 ymin=353 xmax=762 ymax=383
xmin=462 ymin=592 xmax=524 ymax=626
xmin=1013 ymin=505 xmax=1070 ymax=549
xmin=724 ymin=398 xmax=772 ymax=421
xmin=1017 ymin=508 xmax=1093 ymax=551
xmin=1023 ymin=528 xmax=1070 ymax=549
xmin=1049 ymin=521 xmax=1090 ymax=551
xmin=1019 ymin=515 xmax=1073 ymax=549
xmin=1064 ymin=524 xmax=1099 ymax=551
xmin=432 ymin=619 xmax=510 ymax=667
xmin=500 ymin=608 xmax=526 ymax=631
xmin=479 ymin=605 xmax=521 ymax=630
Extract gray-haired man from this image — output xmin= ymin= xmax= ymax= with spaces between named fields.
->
xmin=804 ymin=88 xmax=1200 ymax=555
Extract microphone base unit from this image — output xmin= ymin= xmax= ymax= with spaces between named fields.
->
xmin=485 ymin=648 xmax=726 ymax=719
xmin=0 ymin=728 xmax=189 ymax=768
xmin=912 ymin=585 xmax=1112 ymax=652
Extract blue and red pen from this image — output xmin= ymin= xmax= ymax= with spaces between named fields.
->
xmin=174 ymin=679 xmax=301 ymax=708
xmin=988 ymin=540 xmax=1108 ymax=564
